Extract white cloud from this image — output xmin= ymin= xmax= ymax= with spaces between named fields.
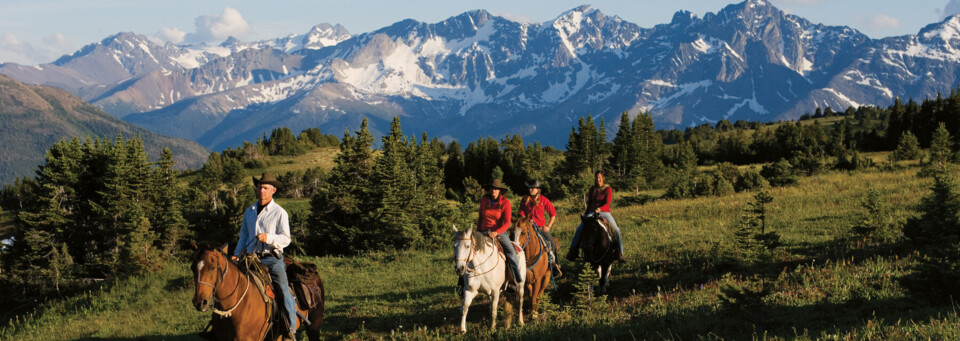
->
xmin=157 ymin=27 xmax=186 ymax=44
xmin=942 ymin=0 xmax=960 ymax=20
xmin=856 ymin=14 xmax=901 ymax=31
xmin=491 ymin=11 xmax=538 ymax=25
xmin=42 ymin=33 xmax=71 ymax=50
xmin=0 ymin=32 xmax=61 ymax=65
xmin=184 ymin=7 xmax=252 ymax=43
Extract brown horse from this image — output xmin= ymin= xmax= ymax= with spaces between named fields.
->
xmin=191 ymin=243 xmax=324 ymax=341
xmin=577 ymin=214 xmax=618 ymax=294
xmin=513 ymin=216 xmax=553 ymax=320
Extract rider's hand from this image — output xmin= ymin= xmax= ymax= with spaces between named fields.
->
xmin=544 ymin=225 xmax=552 ymax=232
xmin=257 ymin=233 xmax=269 ymax=243
xmin=489 ymin=232 xmax=499 ymax=238
xmin=230 ymin=255 xmax=239 ymax=262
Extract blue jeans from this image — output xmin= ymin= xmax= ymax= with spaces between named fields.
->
xmin=569 ymin=212 xmax=624 ymax=255
xmin=483 ymin=231 xmax=522 ymax=281
xmin=260 ymin=255 xmax=297 ymax=333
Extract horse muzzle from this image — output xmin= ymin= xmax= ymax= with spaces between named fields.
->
xmin=194 ymin=298 xmax=210 ymax=312
xmin=455 ymin=264 xmax=467 ymax=276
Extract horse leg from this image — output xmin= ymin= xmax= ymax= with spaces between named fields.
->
xmin=490 ymin=288 xmax=500 ymax=332
xmin=517 ymin=284 xmax=525 ymax=326
xmin=600 ymin=263 xmax=613 ymax=295
xmin=531 ymin=274 xmax=544 ymax=320
xmin=461 ymin=289 xmax=478 ymax=334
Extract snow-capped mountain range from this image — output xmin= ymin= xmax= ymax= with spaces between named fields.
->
xmin=3 ymin=0 xmax=960 ymax=149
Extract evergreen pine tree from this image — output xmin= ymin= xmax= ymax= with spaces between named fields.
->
xmin=929 ymin=122 xmax=953 ymax=168
xmin=890 ymin=131 xmax=922 ymax=162
xmin=904 ymin=172 xmax=960 ymax=248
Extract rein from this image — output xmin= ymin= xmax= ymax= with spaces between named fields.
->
xmin=197 ymin=250 xmax=251 ymax=317
xmin=456 ymin=234 xmax=502 ymax=277
xmin=585 ymin=219 xmax=614 ymax=264
xmin=519 ymin=223 xmax=546 ymax=269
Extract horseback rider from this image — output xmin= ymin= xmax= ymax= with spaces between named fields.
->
xmin=519 ymin=180 xmax=563 ymax=277
xmin=476 ymin=179 xmax=523 ymax=290
xmin=230 ymin=173 xmax=298 ymax=341
xmin=566 ymin=170 xmax=626 ymax=262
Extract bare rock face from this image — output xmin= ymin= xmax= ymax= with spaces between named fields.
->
xmin=4 ymin=0 xmax=960 ymax=150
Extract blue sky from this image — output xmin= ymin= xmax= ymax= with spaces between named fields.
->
xmin=0 ymin=0 xmax=957 ymax=65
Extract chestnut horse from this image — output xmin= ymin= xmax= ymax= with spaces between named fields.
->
xmin=577 ymin=214 xmax=618 ymax=294
xmin=513 ymin=216 xmax=553 ymax=321
xmin=191 ymin=243 xmax=324 ymax=341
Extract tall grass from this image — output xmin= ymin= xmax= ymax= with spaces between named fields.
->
xmin=3 ymin=166 xmax=958 ymax=340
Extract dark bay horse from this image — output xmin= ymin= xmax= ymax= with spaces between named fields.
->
xmin=513 ymin=216 xmax=553 ymax=320
xmin=191 ymin=243 xmax=324 ymax=341
xmin=577 ymin=214 xmax=619 ymax=294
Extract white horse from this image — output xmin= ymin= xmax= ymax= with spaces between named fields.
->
xmin=453 ymin=225 xmax=525 ymax=333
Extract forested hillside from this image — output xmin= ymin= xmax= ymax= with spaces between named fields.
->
xmin=0 ymin=74 xmax=208 ymax=184
xmin=5 ymin=87 xmax=960 ymax=338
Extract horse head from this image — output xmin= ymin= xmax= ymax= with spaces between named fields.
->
xmin=452 ymin=225 xmax=475 ymax=276
xmin=513 ymin=216 xmax=532 ymax=243
xmin=190 ymin=241 xmax=229 ymax=312
xmin=579 ymin=214 xmax=611 ymax=261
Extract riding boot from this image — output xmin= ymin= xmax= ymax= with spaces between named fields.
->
xmin=546 ymin=244 xmax=563 ymax=278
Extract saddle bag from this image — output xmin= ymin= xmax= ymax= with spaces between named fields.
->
xmin=285 ymin=258 xmax=323 ymax=310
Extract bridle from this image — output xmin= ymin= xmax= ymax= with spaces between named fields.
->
xmin=195 ymin=250 xmax=251 ymax=317
xmin=455 ymin=233 xmax=501 ymax=276
xmin=517 ymin=221 xmax=546 ymax=268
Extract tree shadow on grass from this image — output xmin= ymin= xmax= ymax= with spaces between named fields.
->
xmin=502 ymin=295 xmax=954 ymax=340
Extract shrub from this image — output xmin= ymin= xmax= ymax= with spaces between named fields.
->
xmin=735 ymin=169 xmax=768 ymax=192
xmin=760 ymin=159 xmax=798 ymax=187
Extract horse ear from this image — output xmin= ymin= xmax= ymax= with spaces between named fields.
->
xmin=452 ymin=224 xmax=458 ymax=233
xmin=218 ymin=243 xmax=229 ymax=254
xmin=189 ymin=241 xmax=198 ymax=250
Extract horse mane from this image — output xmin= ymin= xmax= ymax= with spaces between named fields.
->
xmin=454 ymin=229 xmax=496 ymax=252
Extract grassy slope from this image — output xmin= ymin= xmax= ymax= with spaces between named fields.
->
xmin=4 ymin=164 xmax=960 ymax=340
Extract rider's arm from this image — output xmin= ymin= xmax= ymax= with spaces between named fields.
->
xmin=264 ymin=209 xmax=292 ymax=249
xmin=601 ymin=187 xmax=613 ymax=212
xmin=544 ymin=197 xmax=557 ymax=230
xmin=494 ymin=199 xmax=512 ymax=235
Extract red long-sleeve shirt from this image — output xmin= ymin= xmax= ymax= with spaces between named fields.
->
xmin=587 ymin=185 xmax=612 ymax=213
xmin=476 ymin=195 xmax=511 ymax=234
xmin=519 ymin=195 xmax=556 ymax=227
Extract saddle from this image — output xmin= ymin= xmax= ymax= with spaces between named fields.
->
xmin=284 ymin=257 xmax=324 ymax=311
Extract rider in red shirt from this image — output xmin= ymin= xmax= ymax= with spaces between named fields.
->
xmin=566 ymin=170 xmax=625 ymax=262
xmin=519 ymin=180 xmax=562 ymax=277
xmin=475 ymin=179 xmax=522 ymax=288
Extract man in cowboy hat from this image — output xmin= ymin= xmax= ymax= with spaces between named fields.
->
xmin=231 ymin=172 xmax=297 ymax=341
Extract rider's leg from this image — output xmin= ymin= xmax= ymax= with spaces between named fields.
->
xmin=261 ymin=255 xmax=298 ymax=338
xmin=565 ymin=222 xmax=584 ymax=261
xmin=540 ymin=229 xmax=563 ymax=277
xmin=497 ymin=233 xmax=522 ymax=284
xmin=566 ymin=212 xmax=595 ymax=261
xmin=598 ymin=212 xmax=625 ymax=260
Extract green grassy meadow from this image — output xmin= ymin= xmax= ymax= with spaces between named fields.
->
xmin=4 ymin=163 xmax=959 ymax=340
